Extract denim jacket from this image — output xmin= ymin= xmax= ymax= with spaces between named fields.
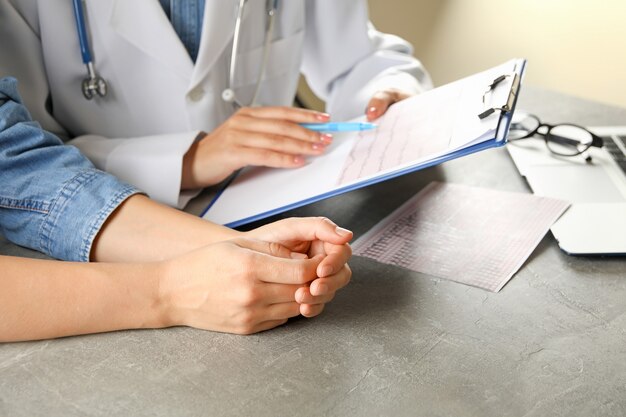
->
xmin=0 ymin=77 xmax=140 ymax=261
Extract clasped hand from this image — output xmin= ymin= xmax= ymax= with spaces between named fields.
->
xmin=158 ymin=217 xmax=352 ymax=334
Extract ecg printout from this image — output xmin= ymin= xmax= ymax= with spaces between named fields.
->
xmin=203 ymin=59 xmax=523 ymax=226
xmin=336 ymin=67 xmax=501 ymax=185
xmin=352 ymin=182 xmax=570 ymax=292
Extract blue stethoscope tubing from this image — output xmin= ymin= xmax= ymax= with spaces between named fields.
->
xmin=72 ymin=0 xmax=108 ymax=99
xmin=71 ymin=0 xmax=279 ymax=103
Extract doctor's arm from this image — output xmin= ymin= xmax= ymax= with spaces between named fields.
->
xmin=302 ymin=1 xmax=432 ymax=122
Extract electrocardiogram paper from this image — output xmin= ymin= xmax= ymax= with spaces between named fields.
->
xmin=352 ymin=182 xmax=570 ymax=292
xmin=337 ymin=68 xmax=498 ymax=185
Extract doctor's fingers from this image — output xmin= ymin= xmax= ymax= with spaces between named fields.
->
xmin=234 ymin=131 xmax=329 ymax=156
xmin=232 ymin=115 xmax=331 ymax=145
xmin=231 ymin=146 xmax=310 ymax=169
xmin=365 ymin=89 xmax=413 ymax=121
xmin=237 ymin=106 xmax=330 ymax=123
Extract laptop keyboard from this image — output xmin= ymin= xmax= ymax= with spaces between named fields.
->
xmin=603 ymin=134 xmax=626 ymax=175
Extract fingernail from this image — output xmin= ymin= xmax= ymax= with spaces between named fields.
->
xmin=319 ymin=265 xmax=333 ymax=277
xmin=290 ymin=252 xmax=308 ymax=259
xmin=335 ymin=226 xmax=352 ymax=237
xmin=367 ymin=106 xmax=378 ymax=114
xmin=320 ymin=134 xmax=333 ymax=144
xmin=316 ymin=112 xmax=330 ymax=121
xmin=293 ymin=156 xmax=305 ymax=164
xmin=311 ymin=143 xmax=325 ymax=151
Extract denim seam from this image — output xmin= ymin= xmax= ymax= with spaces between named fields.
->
xmin=79 ymin=185 xmax=139 ymax=262
xmin=39 ymin=170 xmax=98 ymax=257
xmin=0 ymin=198 xmax=50 ymax=214
xmin=39 ymin=169 xmax=140 ymax=261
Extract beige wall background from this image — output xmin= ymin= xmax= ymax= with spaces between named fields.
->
xmin=301 ymin=1 xmax=626 ymax=110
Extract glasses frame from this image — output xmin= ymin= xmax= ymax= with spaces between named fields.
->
xmin=508 ymin=113 xmax=604 ymax=157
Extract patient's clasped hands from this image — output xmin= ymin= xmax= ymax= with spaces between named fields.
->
xmin=157 ymin=217 xmax=352 ymax=335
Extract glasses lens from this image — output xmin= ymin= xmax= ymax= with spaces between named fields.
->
xmin=508 ymin=113 xmax=540 ymax=140
xmin=545 ymin=124 xmax=594 ymax=156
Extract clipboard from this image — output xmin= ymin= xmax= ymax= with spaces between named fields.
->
xmin=202 ymin=58 xmax=527 ymax=227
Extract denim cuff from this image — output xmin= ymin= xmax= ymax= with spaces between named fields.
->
xmin=40 ymin=169 xmax=141 ymax=262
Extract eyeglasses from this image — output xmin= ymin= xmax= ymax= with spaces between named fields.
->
xmin=508 ymin=113 xmax=604 ymax=157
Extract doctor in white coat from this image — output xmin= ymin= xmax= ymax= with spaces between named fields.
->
xmin=0 ymin=0 xmax=431 ymax=208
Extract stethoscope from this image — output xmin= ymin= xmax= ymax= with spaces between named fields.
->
xmin=222 ymin=0 xmax=279 ymax=108
xmin=72 ymin=0 xmax=278 ymax=105
xmin=72 ymin=0 xmax=107 ymax=100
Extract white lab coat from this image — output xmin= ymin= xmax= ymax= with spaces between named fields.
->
xmin=0 ymin=0 xmax=431 ymax=207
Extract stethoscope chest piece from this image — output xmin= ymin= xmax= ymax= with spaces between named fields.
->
xmin=222 ymin=0 xmax=279 ymax=108
xmin=82 ymin=62 xmax=107 ymax=100
xmin=82 ymin=76 xmax=107 ymax=100
xmin=221 ymin=88 xmax=236 ymax=104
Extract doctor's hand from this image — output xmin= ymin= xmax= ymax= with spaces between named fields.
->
xmin=365 ymin=88 xmax=415 ymax=121
xmin=181 ymin=107 xmax=333 ymax=189
xmin=159 ymin=237 xmax=338 ymax=335
xmin=245 ymin=217 xmax=353 ymax=318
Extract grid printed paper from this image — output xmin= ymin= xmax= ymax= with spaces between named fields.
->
xmin=352 ymin=182 xmax=570 ymax=292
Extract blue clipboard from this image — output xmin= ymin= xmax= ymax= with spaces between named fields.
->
xmin=202 ymin=59 xmax=527 ymax=227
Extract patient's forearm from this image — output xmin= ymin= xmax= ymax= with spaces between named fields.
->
xmin=0 ymin=255 xmax=165 ymax=342
xmin=91 ymin=194 xmax=240 ymax=262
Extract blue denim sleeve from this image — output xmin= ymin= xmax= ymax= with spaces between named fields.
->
xmin=0 ymin=77 xmax=142 ymax=261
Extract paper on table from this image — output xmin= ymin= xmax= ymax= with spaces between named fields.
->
xmin=203 ymin=59 xmax=522 ymax=226
xmin=352 ymin=182 xmax=570 ymax=292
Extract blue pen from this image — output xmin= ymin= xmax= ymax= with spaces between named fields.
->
xmin=299 ymin=122 xmax=377 ymax=132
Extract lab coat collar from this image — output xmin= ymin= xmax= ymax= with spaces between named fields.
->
xmin=109 ymin=0 xmax=193 ymax=81
xmin=190 ymin=2 xmax=238 ymax=90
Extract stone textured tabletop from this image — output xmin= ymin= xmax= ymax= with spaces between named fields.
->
xmin=1 ymin=86 xmax=625 ymax=417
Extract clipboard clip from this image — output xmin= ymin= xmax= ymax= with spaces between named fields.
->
xmin=478 ymin=72 xmax=520 ymax=119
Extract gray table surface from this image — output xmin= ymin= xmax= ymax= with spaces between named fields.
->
xmin=1 ymin=86 xmax=625 ymax=417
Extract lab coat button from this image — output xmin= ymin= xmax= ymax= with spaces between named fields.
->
xmin=189 ymin=88 xmax=205 ymax=102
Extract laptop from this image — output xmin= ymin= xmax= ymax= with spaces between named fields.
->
xmin=506 ymin=126 xmax=626 ymax=255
